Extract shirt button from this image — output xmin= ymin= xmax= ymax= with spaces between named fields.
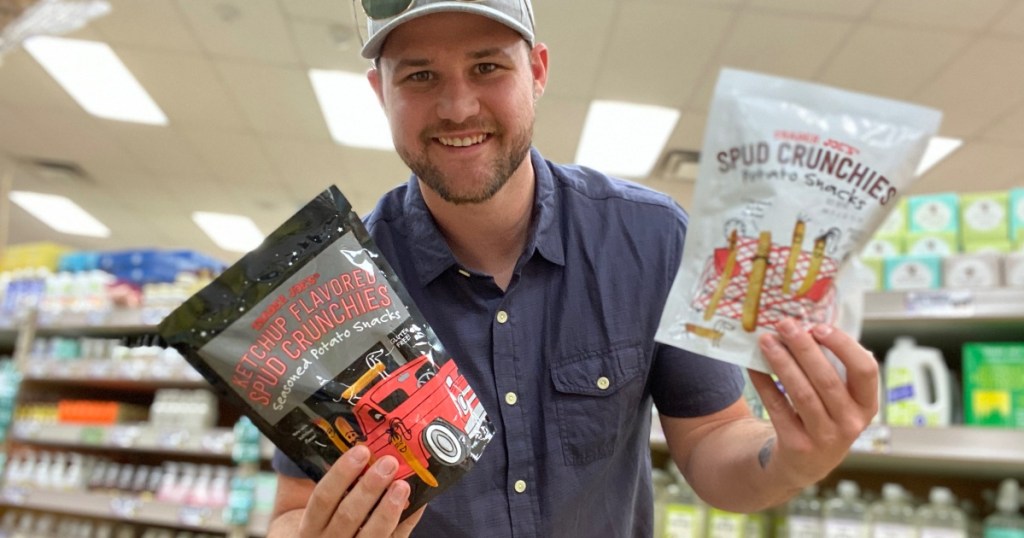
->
xmin=596 ymin=376 xmax=610 ymax=390
xmin=514 ymin=480 xmax=527 ymax=493
xmin=496 ymin=310 xmax=509 ymax=324
xmin=505 ymin=392 xmax=518 ymax=405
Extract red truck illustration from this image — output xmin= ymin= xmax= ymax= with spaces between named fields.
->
xmin=321 ymin=355 xmax=490 ymax=486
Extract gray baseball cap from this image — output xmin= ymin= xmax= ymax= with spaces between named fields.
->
xmin=360 ymin=0 xmax=535 ymax=59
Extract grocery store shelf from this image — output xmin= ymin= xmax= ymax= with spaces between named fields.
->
xmin=10 ymin=422 xmax=275 ymax=460
xmin=19 ymin=357 xmax=207 ymax=390
xmin=653 ymin=424 xmax=1024 ymax=478
xmin=843 ymin=425 xmax=1024 ymax=478
xmin=861 ymin=289 xmax=1024 ymax=346
xmin=0 ymin=487 xmax=247 ymax=534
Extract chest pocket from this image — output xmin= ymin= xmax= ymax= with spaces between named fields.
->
xmin=549 ymin=341 xmax=646 ymax=465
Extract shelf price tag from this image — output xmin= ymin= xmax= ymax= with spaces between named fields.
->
xmin=851 ymin=424 xmax=890 ymax=454
xmin=178 ymin=505 xmax=211 ymax=527
xmin=80 ymin=426 xmax=106 ymax=445
xmin=157 ymin=429 xmax=189 ymax=449
xmin=903 ymin=290 xmax=975 ymax=316
xmin=110 ymin=426 xmax=140 ymax=447
xmin=109 ymin=496 xmax=141 ymax=518
xmin=1 ymin=486 xmax=27 ymax=505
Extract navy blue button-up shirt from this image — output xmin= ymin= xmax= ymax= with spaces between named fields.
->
xmin=274 ymin=148 xmax=743 ymax=537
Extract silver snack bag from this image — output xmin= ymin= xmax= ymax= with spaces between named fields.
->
xmin=657 ymin=68 xmax=942 ymax=373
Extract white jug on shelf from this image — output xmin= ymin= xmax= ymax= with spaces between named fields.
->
xmin=884 ymin=337 xmax=952 ymax=427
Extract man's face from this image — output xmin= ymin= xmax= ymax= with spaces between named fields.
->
xmin=368 ymin=12 xmax=548 ymax=205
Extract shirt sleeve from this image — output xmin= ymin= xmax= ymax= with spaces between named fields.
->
xmin=272 ymin=448 xmax=310 ymax=479
xmin=649 ymin=342 xmax=745 ymax=418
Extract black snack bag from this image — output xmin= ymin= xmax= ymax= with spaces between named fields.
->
xmin=159 ymin=185 xmax=495 ymax=517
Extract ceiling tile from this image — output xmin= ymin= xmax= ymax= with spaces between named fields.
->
xmin=596 ymin=2 xmax=735 ymax=107
xmin=870 ymin=0 xmax=1012 ymax=31
xmin=533 ymin=96 xmax=588 ymax=165
xmin=179 ymin=128 xmax=282 ymax=187
xmin=910 ymin=141 xmax=1024 ymax=194
xmin=0 ymin=49 xmax=80 ymax=110
xmin=748 ymin=0 xmax=875 ymax=18
xmin=992 ymin=1 xmax=1024 ymax=37
xmin=818 ymin=24 xmax=971 ymax=99
xmin=289 ymin=18 xmax=370 ymax=71
xmin=175 ymin=0 xmax=300 ymax=64
xmin=104 ymin=124 xmax=214 ymax=179
xmin=981 ymin=104 xmax=1024 ymax=145
xmin=92 ymin=0 xmax=202 ymax=52
xmin=279 ymin=0 xmax=352 ymax=23
xmin=116 ymin=48 xmax=250 ymax=130
xmin=914 ymin=38 xmax=1024 ymax=137
xmin=215 ymin=60 xmax=330 ymax=139
xmin=532 ymin=0 xmax=617 ymax=100
xmin=0 ymin=106 xmax=135 ymax=172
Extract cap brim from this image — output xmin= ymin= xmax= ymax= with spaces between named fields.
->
xmin=361 ymin=2 xmax=534 ymax=59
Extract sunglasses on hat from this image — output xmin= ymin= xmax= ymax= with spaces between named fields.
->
xmin=361 ymin=0 xmax=482 ymax=20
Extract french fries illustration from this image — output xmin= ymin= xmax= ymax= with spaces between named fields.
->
xmin=342 ymin=361 xmax=387 ymax=400
xmin=389 ymin=419 xmax=438 ymax=487
xmin=703 ymin=229 xmax=739 ymax=321
xmin=741 ymin=231 xmax=772 ymax=332
xmin=334 ymin=416 xmax=361 ymax=446
xmin=782 ymin=220 xmax=805 ymax=295
xmin=312 ymin=416 xmax=353 ymax=455
xmin=795 ymin=233 xmax=828 ymax=298
xmin=685 ymin=323 xmax=724 ymax=344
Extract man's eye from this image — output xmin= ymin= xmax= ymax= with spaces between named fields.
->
xmin=408 ymin=71 xmax=432 ymax=82
xmin=476 ymin=63 xmax=498 ymax=74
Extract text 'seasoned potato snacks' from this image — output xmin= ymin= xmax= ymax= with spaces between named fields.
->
xmin=657 ymin=69 xmax=942 ymax=373
xmin=160 ymin=186 xmax=494 ymax=518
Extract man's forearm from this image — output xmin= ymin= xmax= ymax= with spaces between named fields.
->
xmin=678 ymin=417 xmax=803 ymax=513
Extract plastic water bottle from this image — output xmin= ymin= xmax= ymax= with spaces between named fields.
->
xmin=869 ymin=483 xmax=917 ymax=538
xmin=787 ymin=484 xmax=824 ymax=538
xmin=984 ymin=479 xmax=1024 ymax=538
xmin=824 ymin=480 xmax=869 ymax=538
xmin=918 ymin=487 xmax=968 ymax=538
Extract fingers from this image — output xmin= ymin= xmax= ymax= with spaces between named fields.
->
xmin=329 ymin=455 xmax=402 ymax=533
xmin=810 ymin=323 xmax=880 ymax=418
xmin=302 ymin=444 xmax=372 ymax=535
xmin=357 ymin=481 xmax=415 ymax=537
xmin=758 ymin=321 xmax=833 ymax=431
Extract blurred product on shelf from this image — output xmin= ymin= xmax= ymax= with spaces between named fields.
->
xmin=0 ymin=245 xmax=224 ymax=326
xmin=884 ymin=337 xmax=953 ymax=427
xmin=823 ymin=480 xmax=869 ymax=538
xmin=859 ymin=189 xmax=1024 ymax=292
xmin=983 ymin=479 xmax=1024 ymax=538
xmin=962 ymin=342 xmax=1024 ymax=429
xmin=918 ymin=486 xmax=969 ymax=538
xmin=867 ymin=483 xmax=916 ymax=538
xmin=786 ymin=484 xmax=824 ymax=538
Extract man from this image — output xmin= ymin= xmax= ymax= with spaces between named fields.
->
xmin=268 ymin=1 xmax=879 ymax=536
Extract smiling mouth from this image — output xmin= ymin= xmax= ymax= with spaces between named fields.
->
xmin=437 ymin=133 xmax=489 ymax=147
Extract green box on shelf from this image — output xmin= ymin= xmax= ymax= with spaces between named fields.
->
xmin=962 ymin=237 xmax=1013 ymax=255
xmin=876 ymin=197 xmax=909 ymax=236
xmin=861 ymin=235 xmax=904 ymax=259
xmin=962 ymin=342 xmax=1024 ymax=428
xmin=855 ymin=256 xmax=884 ymax=291
xmin=960 ymin=191 xmax=1010 ymax=242
xmin=1011 ymin=188 xmax=1024 ymax=241
xmin=883 ymin=254 xmax=942 ymax=291
xmin=906 ymin=231 xmax=959 ymax=257
xmin=908 ymin=192 xmax=960 ymax=234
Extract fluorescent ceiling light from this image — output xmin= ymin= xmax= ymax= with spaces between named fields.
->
xmin=915 ymin=136 xmax=962 ymax=176
xmin=192 ymin=211 xmax=264 ymax=253
xmin=9 ymin=191 xmax=111 ymax=237
xmin=23 ymin=35 xmax=168 ymax=125
xmin=309 ymin=69 xmax=393 ymax=150
xmin=575 ymin=100 xmax=680 ymax=178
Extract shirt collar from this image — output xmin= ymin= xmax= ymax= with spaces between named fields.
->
xmin=404 ymin=147 xmax=566 ymax=287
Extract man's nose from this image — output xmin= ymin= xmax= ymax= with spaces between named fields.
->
xmin=436 ymin=78 xmax=479 ymax=123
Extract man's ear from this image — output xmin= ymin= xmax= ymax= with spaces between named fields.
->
xmin=529 ymin=42 xmax=549 ymax=102
xmin=367 ymin=66 xmax=386 ymax=110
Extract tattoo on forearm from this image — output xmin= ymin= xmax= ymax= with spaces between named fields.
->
xmin=758 ymin=437 xmax=775 ymax=469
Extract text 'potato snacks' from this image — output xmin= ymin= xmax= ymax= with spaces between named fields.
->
xmin=160 ymin=186 xmax=494 ymax=518
xmin=657 ymin=69 xmax=942 ymax=373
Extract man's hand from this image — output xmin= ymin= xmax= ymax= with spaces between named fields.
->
xmin=271 ymin=444 xmax=425 ymax=538
xmin=750 ymin=318 xmax=879 ymax=488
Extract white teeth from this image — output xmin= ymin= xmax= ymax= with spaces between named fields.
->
xmin=439 ymin=134 xmax=486 ymax=147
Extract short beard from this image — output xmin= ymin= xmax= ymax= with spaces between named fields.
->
xmin=401 ymin=122 xmax=533 ymax=205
